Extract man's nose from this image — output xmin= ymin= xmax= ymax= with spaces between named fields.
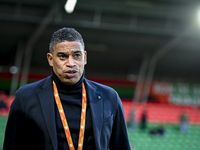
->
xmin=67 ymin=56 xmax=75 ymax=67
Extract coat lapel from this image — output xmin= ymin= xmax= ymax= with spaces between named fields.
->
xmin=84 ymin=79 xmax=103 ymax=150
xmin=37 ymin=77 xmax=57 ymax=150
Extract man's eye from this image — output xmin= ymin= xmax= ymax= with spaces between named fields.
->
xmin=59 ymin=55 xmax=66 ymax=59
xmin=74 ymin=54 xmax=81 ymax=58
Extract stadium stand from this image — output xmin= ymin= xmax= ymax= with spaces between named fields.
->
xmin=122 ymin=100 xmax=200 ymax=124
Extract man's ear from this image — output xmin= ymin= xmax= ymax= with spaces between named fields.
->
xmin=84 ymin=51 xmax=87 ymax=65
xmin=47 ymin=53 xmax=53 ymax=67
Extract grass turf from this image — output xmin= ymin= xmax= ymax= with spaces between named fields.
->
xmin=128 ymin=123 xmax=200 ymax=150
xmin=0 ymin=116 xmax=199 ymax=150
xmin=0 ymin=116 xmax=7 ymax=148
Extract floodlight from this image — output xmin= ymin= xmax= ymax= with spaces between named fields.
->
xmin=64 ymin=0 xmax=77 ymax=14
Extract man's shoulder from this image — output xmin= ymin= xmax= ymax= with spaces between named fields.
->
xmin=17 ymin=76 xmax=51 ymax=95
xmin=85 ymin=79 xmax=122 ymax=108
xmin=85 ymin=78 xmax=117 ymax=94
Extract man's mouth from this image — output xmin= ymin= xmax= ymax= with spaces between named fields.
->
xmin=64 ymin=69 xmax=78 ymax=78
xmin=67 ymin=70 xmax=77 ymax=73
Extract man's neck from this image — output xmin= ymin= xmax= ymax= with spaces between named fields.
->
xmin=51 ymin=69 xmax=85 ymax=93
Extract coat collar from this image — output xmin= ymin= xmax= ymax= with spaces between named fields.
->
xmin=37 ymin=77 xmax=103 ymax=150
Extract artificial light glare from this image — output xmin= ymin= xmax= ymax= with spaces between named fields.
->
xmin=198 ymin=9 xmax=200 ymax=25
xmin=64 ymin=0 xmax=77 ymax=14
xmin=9 ymin=66 xmax=18 ymax=74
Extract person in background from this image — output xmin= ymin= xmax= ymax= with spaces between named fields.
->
xmin=0 ymin=91 xmax=9 ymax=115
xmin=140 ymin=109 xmax=148 ymax=130
xmin=179 ymin=111 xmax=189 ymax=133
xmin=129 ymin=108 xmax=137 ymax=131
xmin=3 ymin=27 xmax=131 ymax=150
xmin=149 ymin=124 xmax=165 ymax=137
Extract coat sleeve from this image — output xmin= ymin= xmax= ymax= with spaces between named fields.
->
xmin=109 ymin=96 xmax=131 ymax=150
xmin=3 ymin=92 xmax=27 ymax=150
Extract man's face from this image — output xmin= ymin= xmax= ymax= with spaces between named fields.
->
xmin=47 ymin=41 xmax=87 ymax=85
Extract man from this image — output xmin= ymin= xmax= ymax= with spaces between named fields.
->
xmin=3 ymin=27 xmax=131 ymax=150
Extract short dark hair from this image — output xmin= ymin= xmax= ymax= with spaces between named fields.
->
xmin=49 ymin=27 xmax=85 ymax=53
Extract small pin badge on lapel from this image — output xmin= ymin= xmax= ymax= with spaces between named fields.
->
xmin=97 ymin=95 xmax=101 ymax=100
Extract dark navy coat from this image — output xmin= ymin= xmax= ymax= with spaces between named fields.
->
xmin=3 ymin=76 xmax=131 ymax=150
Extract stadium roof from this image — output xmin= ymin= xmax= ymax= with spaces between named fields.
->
xmin=1 ymin=0 xmax=200 ymax=83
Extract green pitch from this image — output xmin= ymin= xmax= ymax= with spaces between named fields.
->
xmin=0 ymin=116 xmax=200 ymax=150
xmin=0 ymin=117 xmax=7 ymax=148
xmin=128 ymin=123 xmax=200 ymax=150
